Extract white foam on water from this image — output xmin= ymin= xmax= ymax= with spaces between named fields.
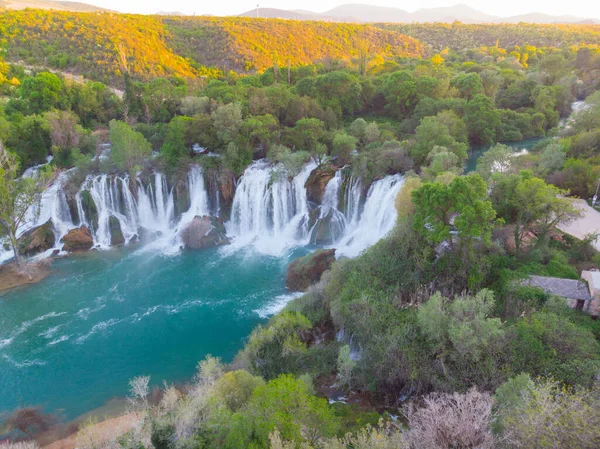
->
xmin=255 ymin=292 xmax=304 ymax=318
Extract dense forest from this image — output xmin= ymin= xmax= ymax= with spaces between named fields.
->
xmin=2 ymin=12 xmax=600 ymax=449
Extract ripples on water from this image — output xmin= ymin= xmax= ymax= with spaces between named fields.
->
xmin=0 ymin=246 xmax=303 ymax=420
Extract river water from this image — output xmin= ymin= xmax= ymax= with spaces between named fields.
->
xmin=0 ymin=246 xmax=308 ymax=420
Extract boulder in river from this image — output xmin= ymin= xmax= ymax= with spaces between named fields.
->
xmin=61 ymin=226 xmax=94 ymax=252
xmin=305 ymin=166 xmax=336 ymax=205
xmin=181 ymin=215 xmax=229 ymax=250
xmin=286 ymin=249 xmax=336 ymax=292
xmin=18 ymin=220 xmax=56 ymax=257
xmin=109 ymin=216 xmax=125 ymax=246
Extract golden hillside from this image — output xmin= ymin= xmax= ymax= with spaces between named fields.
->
xmin=163 ymin=17 xmax=425 ymax=72
xmin=0 ymin=10 xmax=425 ymax=84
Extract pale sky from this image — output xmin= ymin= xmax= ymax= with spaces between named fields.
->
xmin=76 ymin=0 xmax=598 ymax=19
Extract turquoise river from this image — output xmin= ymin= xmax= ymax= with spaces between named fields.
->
xmin=0 ymin=245 xmax=307 ymax=420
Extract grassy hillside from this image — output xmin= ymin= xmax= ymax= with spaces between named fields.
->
xmin=0 ymin=11 xmax=425 ymax=85
xmin=160 ymin=17 xmax=425 ymax=72
xmin=0 ymin=10 xmax=197 ymax=84
xmin=379 ymin=22 xmax=600 ymax=51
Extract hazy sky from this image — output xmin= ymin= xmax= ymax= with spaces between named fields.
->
xmin=79 ymin=0 xmax=598 ymax=18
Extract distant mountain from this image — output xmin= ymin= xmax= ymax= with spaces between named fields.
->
xmin=322 ymin=4 xmax=412 ymax=22
xmin=0 ymin=0 xmax=106 ymax=11
xmin=238 ymin=3 xmax=597 ymax=25
xmin=410 ymin=4 xmax=498 ymax=23
xmin=496 ymin=13 xmax=599 ymax=24
xmin=239 ymin=7 xmax=355 ymax=22
xmin=156 ymin=11 xmax=186 ymax=16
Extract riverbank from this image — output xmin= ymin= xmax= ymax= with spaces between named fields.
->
xmin=43 ymin=412 xmax=139 ymax=449
xmin=0 ymin=261 xmax=51 ymax=294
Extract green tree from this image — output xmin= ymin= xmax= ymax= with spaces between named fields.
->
xmin=465 ymin=94 xmax=500 ymax=145
xmin=109 ymin=120 xmax=152 ymax=175
xmin=44 ymin=110 xmax=83 ymax=167
xmin=480 ymin=69 xmax=503 ymax=99
xmin=382 ymin=70 xmax=418 ymax=118
xmin=212 ymin=103 xmax=243 ymax=144
xmin=223 ymin=142 xmax=253 ymax=176
xmin=497 ymin=174 xmax=582 ymax=256
xmin=498 ymin=378 xmax=600 ymax=448
xmin=417 ymin=289 xmax=506 ymax=388
xmin=5 ymin=115 xmax=51 ymax=169
xmin=161 ymin=116 xmax=190 ymax=168
xmin=451 ymin=72 xmax=484 ymax=100
xmin=476 ymin=144 xmax=514 ymax=181
xmin=332 ymin=133 xmax=357 ymax=165
xmin=18 ymin=72 xmax=64 ymax=114
xmin=538 ymin=143 xmax=565 ymax=175
xmin=0 ymin=143 xmax=52 ymax=268
xmin=412 ymin=174 xmax=497 ymax=249
xmin=412 ymin=116 xmax=468 ymax=166
xmin=227 ymin=374 xmax=339 ymax=449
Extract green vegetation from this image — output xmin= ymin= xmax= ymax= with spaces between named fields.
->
xmin=2 ymin=15 xmax=600 ymax=449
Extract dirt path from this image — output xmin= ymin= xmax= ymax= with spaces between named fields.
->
xmin=558 ymin=199 xmax=600 ymax=250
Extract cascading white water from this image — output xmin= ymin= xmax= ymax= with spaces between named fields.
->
xmin=75 ymin=167 xmax=210 ymax=254
xmin=136 ymin=172 xmax=175 ymax=236
xmin=77 ymin=175 xmax=139 ymax=248
xmin=310 ymin=171 xmax=348 ymax=244
xmin=227 ymin=160 xmax=317 ymax=255
xmin=1 ymin=157 xmax=406 ymax=265
xmin=0 ymin=171 xmax=76 ymax=264
xmin=343 ymin=175 xmax=362 ymax=228
xmin=336 ymin=174 xmax=404 ymax=258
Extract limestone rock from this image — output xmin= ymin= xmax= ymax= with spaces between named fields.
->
xmin=109 ymin=216 xmax=125 ymax=246
xmin=181 ymin=215 xmax=229 ymax=250
xmin=286 ymin=249 xmax=336 ymax=292
xmin=61 ymin=226 xmax=94 ymax=252
xmin=305 ymin=166 xmax=336 ymax=205
xmin=18 ymin=220 xmax=56 ymax=257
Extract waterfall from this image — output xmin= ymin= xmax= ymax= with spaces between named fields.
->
xmin=1 ymin=158 xmax=406 ymax=264
xmin=74 ymin=167 xmax=211 ymax=254
xmin=227 ymin=160 xmax=316 ymax=255
xmin=336 ymin=175 xmax=404 ymax=258
xmin=309 ymin=171 xmax=348 ymax=244
xmin=342 ymin=175 xmax=362 ymax=228
xmin=136 ymin=172 xmax=175 ymax=237
xmin=77 ymin=175 xmax=139 ymax=248
xmin=0 ymin=171 xmax=76 ymax=264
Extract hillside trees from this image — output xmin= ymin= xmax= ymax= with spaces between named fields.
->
xmin=109 ymin=120 xmax=152 ymax=175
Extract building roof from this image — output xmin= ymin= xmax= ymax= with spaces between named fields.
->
xmin=522 ymin=275 xmax=591 ymax=301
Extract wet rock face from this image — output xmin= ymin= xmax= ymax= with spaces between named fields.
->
xmin=286 ymin=248 xmax=336 ymax=292
xmin=61 ymin=226 xmax=94 ymax=252
xmin=79 ymin=190 xmax=98 ymax=231
xmin=305 ymin=166 xmax=336 ymax=205
xmin=109 ymin=216 xmax=125 ymax=246
xmin=181 ymin=215 xmax=229 ymax=250
xmin=18 ymin=220 xmax=56 ymax=257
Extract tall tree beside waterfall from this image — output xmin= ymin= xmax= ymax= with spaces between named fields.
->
xmin=0 ymin=142 xmax=52 ymax=268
